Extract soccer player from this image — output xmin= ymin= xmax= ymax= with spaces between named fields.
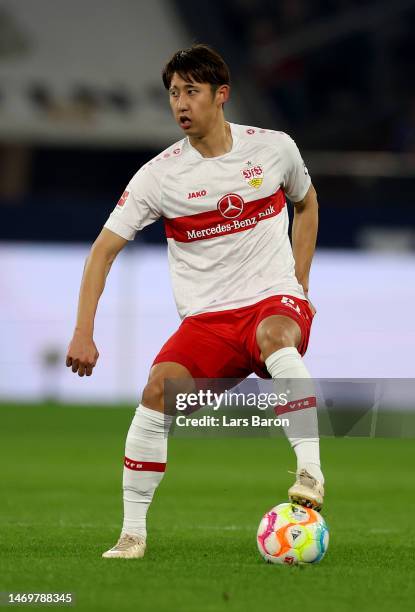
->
xmin=66 ymin=44 xmax=324 ymax=559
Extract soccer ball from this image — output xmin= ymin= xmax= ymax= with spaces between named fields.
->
xmin=257 ymin=502 xmax=329 ymax=565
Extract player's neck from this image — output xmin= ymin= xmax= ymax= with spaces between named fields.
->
xmin=189 ymin=120 xmax=232 ymax=158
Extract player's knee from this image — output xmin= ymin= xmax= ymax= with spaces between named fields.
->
xmin=257 ymin=325 xmax=296 ymax=355
xmin=142 ymin=377 xmax=165 ymax=412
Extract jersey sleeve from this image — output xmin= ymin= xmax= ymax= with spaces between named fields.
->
xmin=281 ymin=134 xmax=311 ymax=202
xmin=104 ymin=165 xmax=162 ymax=241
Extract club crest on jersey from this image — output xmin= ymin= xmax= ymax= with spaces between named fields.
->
xmin=241 ymin=162 xmax=264 ymax=189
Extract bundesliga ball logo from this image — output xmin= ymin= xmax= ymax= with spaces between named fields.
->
xmin=257 ymin=503 xmax=329 ymax=565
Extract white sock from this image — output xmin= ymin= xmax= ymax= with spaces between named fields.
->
xmin=265 ymin=347 xmax=324 ymax=483
xmin=122 ymin=404 xmax=174 ymax=539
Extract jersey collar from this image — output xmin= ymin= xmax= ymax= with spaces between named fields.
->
xmin=187 ymin=122 xmax=239 ymax=160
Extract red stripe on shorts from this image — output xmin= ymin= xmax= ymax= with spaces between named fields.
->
xmin=124 ymin=457 xmax=166 ymax=472
xmin=164 ymin=189 xmax=285 ymax=243
xmin=275 ymin=396 xmax=317 ymax=416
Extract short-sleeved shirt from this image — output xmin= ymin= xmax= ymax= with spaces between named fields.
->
xmin=104 ymin=123 xmax=311 ymax=319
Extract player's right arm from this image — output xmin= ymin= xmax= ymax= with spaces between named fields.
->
xmin=66 ymin=228 xmax=128 ymax=377
xmin=67 ymin=156 xmax=165 ymax=376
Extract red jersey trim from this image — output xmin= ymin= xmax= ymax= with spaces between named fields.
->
xmin=164 ymin=188 xmax=285 ymax=243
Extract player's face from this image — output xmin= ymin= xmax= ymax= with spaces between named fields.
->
xmin=168 ymin=73 xmax=226 ymax=137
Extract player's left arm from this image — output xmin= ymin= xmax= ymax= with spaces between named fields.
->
xmin=291 ymin=183 xmax=319 ymax=312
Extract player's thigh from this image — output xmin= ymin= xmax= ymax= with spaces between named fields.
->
xmin=143 ymin=361 xmax=194 ymax=414
xmin=147 ymin=361 xmax=193 ymax=382
xmin=148 ymin=315 xmax=252 ymax=413
xmin=254 ymin=295 xmax=314 ymax=364
xmin=153 ymin=315 xmax=250 ymax=379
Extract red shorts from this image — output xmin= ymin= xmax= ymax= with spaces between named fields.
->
xmin=152 ymin=294 xmax=314 ymax=379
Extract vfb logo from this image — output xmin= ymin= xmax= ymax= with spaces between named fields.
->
xmin=217 ymin=193 xmax=244 ymax=219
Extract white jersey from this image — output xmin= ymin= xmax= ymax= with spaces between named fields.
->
xmin=104 ymin=123 xmax=311 ymax=319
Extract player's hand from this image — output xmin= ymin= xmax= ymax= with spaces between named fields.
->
xmin=305 ymin=294 xmax=317 ymax=316
xmin=66 ymin=331 xmax=99 ymax=377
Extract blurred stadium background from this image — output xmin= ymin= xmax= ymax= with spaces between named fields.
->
xmin=2 ymin=5 xmax=415 ymax=611
xmin=1 ymin=0 xmax=415 ymax=404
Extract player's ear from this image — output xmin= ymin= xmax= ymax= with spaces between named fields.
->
xmin=216 ymin=84 xmax=230 ymax=106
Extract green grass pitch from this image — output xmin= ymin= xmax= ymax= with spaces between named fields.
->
xmin=1 ymin=404 xmax=415 ymax=612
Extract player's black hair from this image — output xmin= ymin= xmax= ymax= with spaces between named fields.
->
xmin=162 ymin=44 xmax=231 ymax=93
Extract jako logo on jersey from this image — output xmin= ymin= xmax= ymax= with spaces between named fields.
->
xmin=241 ymin=162 xmax=264 ymax=189
xmin=188 ymin=189 xmax=208 ymax=200
xmin=117 ymin=190 xmax=129 ymax=208
xmin=217 ymin=193 xmax=244 ymax=219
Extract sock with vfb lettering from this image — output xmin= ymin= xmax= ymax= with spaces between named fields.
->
xmin=265 ymin=347 xmax=324 ymax=484
xmin=122 ymin=404 xmax=174 ymax=539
